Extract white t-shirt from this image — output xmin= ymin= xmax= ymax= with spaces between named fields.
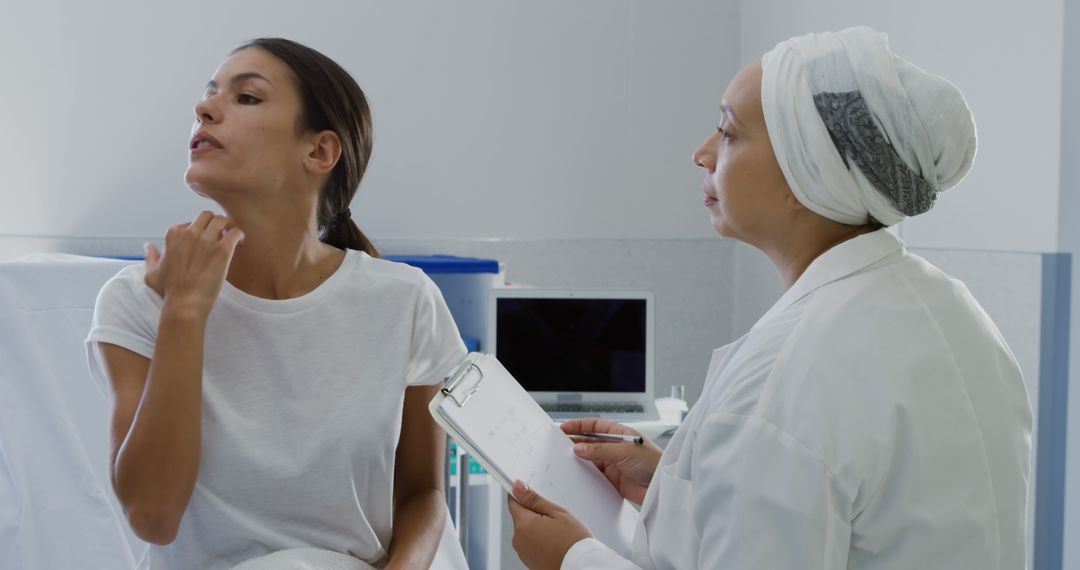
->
xmin=86 ymin=249 xmax=467 ymax=570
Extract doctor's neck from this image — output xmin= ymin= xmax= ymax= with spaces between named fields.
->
xmin=760 ymin=219 xmax=880 ymax=290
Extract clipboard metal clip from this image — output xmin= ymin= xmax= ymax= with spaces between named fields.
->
xmin=442 ymin=356 xmax=485 ymax=407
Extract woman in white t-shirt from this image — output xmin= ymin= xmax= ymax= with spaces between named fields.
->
xmin=86 ymin=38 xmax=467 ymax=569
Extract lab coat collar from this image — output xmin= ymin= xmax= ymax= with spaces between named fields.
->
xmin=752 ymin=229 xmax=905 ymax=329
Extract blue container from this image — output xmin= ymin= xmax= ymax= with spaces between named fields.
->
xmin=385 ymin=255 xmax=502 ymax=352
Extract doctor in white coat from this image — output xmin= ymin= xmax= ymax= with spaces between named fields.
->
xmin=506 ymin=27 xmax=1032 ymax=569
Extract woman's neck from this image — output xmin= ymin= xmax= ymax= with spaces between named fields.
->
xmin=220 ymin=205 xmax=345 ymax=300
xmin=758 ymin=222 xmax=879 ymax=290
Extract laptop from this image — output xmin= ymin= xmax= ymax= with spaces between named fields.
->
xmin=487 ymin=288 xmax=658 ymax=420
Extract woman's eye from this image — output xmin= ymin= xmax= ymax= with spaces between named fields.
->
xmin=237 ymin=94 xmax=261 ymax=105
xmin=716 ymin=125 xmax=731 ymax=140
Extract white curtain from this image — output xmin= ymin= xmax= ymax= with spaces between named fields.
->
xmin=0 ymin=254 xmax=144 ymax=569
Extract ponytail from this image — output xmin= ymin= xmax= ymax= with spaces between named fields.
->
xmin=320 ymin=211 xmax=379 ymax=257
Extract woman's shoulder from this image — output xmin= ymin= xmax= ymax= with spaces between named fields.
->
xmin=346 ymin=251 xmax=437 ymax=294
xmin=95 ymin=262 xmax=156 ymax=306
xmin=106 ymin=261 xmax=148 ymax=285
xmin=88 ymin=262 xmax=162 ymax=350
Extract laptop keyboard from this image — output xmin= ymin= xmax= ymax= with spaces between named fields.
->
xmin=540 ymin=402 xmax=646 ymax=414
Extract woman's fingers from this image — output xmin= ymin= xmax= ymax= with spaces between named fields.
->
xmin=152 ymin=214 xmax=242 ymax=309
xmin=221 ymin=226 xmax=245 ymax=255
xmin=142 ymin=242 xmax=165 ymax=296
xmin=203 ymin=215 xmax=237 ymax=244
xmin=144 ymin=243 xmax=162 ymax=270
xmin=186 ymin=210 xmax=216 ymax=232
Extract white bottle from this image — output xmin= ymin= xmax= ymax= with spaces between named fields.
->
xmin=654 ymin=385 xmax=689 ymax=426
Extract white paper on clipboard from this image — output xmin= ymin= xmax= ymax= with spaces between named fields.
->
xmin=430 ymin=352 xmax=637 ymax=557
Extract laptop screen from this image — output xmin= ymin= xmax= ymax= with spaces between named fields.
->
xmin=494 ymin=297 xmax=647 ymax=393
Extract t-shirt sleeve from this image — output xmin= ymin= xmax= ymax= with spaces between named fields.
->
xmin=691 ymin=413 xmax=853 ymax=569
xmin=405 ymin=273 xmax=467 ymax=387
xmin=84 ymin=266 xmax=163 ymax=395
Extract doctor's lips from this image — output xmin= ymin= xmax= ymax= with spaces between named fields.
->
xmin=190 ymin=131 xmax=224 ymax=154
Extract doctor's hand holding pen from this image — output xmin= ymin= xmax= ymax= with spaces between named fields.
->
xmin=507 ymin=419 xmax=663 ymax=569
xmin=561 ymin=418 xmax=662 ymax=505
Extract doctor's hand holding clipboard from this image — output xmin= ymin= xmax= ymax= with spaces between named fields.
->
xmin=507 ymin=419 xmax=662 ymax=570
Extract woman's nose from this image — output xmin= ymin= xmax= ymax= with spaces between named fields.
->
xmin=692 ymin=133 xmax=719 ymax=172
xmin=194 ymin=97 xmax=217 ymax=124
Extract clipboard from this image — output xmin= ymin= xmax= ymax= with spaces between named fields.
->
xmin=430 ymin=352 xmax=637 ymax=557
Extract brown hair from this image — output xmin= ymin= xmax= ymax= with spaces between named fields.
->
xmin=233 ymin=38 xmax=379 ymax=257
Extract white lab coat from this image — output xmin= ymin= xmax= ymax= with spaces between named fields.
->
xmin=562 ymin=230 xmax=1032 ymax=569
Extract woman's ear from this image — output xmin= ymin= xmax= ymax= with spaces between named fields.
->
xmin=304 ymin=130 xmax=342 ymax=175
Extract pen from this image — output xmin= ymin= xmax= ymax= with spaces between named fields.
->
xmin=574 ymin=432 xmax=644 ymax=445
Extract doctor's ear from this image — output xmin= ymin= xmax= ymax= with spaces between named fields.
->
xmin=304 ymin=130 xmax=342 ymax=175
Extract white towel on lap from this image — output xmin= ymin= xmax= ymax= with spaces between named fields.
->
xmin=230 ymin=548 xmax=376 ymax=570
xmin=228 ymin=513 xmax=467 ymax=570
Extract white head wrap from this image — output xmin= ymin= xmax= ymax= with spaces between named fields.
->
xmin=760 ymin=26 xmax=977 ymax=226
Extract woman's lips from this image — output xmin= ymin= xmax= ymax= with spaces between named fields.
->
xmin=189 ymin=131 xmax=224 ymax=156
xmin=190 ymin=143 xmax=220 ymax=156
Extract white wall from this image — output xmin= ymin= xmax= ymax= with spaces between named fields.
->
xmin=739 ymin=0 xmax=1065 ymax=253
xmin=0 ymin=0 xmax=737 ymax=242
xmin=1057 ymin=0 xmax=1080 ymax=568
